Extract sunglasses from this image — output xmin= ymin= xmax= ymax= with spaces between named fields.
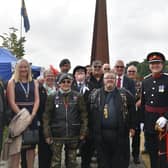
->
xmin=115 ymin=66 xmax=124 ymax=69
xmin=128 ymin=70 xmax=136 ymax=73
xmin=104 ymin=77 xmax=115 ymax=80
xmin=94 ymin=65 xmax=102 ymax=68
xmin=61 ymin=80 xmax=71 ymax=84
xmin=104 ymin=68 xmax=110 ymax=70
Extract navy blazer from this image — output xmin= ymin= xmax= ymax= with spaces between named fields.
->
xmin=123 ymin=75 xmax=136 ymax=97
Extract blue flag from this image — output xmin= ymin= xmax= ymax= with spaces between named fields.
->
xmin=21 ymin=0 xmax=30 ymax=32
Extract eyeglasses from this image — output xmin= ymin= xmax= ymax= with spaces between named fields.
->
xmin=128 ymin=70 xmax=136 ymax=73
xmin=61 ymin=80 xmax=71 ymax=84
xmin=104 ymin=68 xmax=110 ymax=70
xmin=115 ymin=66 xmax=124 ymax=69
xmin=46 ymin=78 xmax=54 ymax=81
xmin=104 ymin=77 xmax=115 ymax=80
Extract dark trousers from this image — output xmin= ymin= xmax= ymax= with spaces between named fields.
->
xmin=80 ymin=136 xmax=95 ymax=168
xmin=38 ymin=129 xmax=52 ymax=168
xmin=96 ymin=129 xmax=120 ymax=168
xmin=132 ymin=126 xmax=140 ymax=158
xmin=146 ymin=132 xmax=159 ymax=168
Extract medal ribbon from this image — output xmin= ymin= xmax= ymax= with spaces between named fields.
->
xmin=19 ymin=81 xmax=30 ymax=98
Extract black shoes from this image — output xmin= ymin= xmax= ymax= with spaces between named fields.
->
xmin=133 ymin=157 xmax=140 ymax=164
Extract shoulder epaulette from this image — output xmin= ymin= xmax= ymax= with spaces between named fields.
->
xmin=163 ymin=73 xmax=168 ymax=76
xmin=144 ymin=73 xmax=152 ymax=79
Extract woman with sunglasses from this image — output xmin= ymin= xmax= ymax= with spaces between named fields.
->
xmin=43 ymin=73 xmax=88 ymax=168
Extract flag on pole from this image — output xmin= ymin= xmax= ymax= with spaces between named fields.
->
xmin=21 ymin=0 xmax=30 ymax=32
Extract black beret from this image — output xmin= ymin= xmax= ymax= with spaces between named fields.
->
xmin=58 ymin=73 xmax=73 ymax=83
xmin=59 ymin=59 xmax=71 ymax=67
xmin=73 ymin=66 xmax=87 ymax=76
xmin=147 ymin=52 xmax=165 ymax=63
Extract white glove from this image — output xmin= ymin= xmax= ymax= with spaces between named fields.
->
xmin=140 ymin=123 xmax=144 ymax=131
xmin=156 ymin=117 xmax=168 ymax=128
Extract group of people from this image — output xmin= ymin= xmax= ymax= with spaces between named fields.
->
xmin=0 ymin=51 xmax=168 ymax=168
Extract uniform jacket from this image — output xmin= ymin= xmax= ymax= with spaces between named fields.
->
xmin=43 ymin=89 xmax=88 ymax=140
xmin=141 ymin=73 xmax=168 ymax=133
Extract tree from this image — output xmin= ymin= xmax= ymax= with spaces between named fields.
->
xmin=137 ymin=60 xmax=150 ymax=78
xmin=126 ymin=60 xmax=150 ymax=79
xmin=0 ymin=27 xmax=26 ymax=59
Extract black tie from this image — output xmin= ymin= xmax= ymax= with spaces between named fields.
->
xmin=78 ymin=83 xmax=82 ymax=92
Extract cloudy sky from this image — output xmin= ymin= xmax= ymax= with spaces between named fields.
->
xmin=1 ymin=0 xmax=168 ymax=71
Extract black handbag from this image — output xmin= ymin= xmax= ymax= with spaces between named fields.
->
xmin=22 ymin=129 xmax=39 ymax=145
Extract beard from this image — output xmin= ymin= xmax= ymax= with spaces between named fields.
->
xmin=105 ymin=83 xmax=115 ymax=92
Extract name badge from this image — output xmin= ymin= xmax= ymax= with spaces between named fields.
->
xmin=56 ymin=104 xmax=59 ymax=108
xmin=158 ymin=85 xmax=165 ymax=93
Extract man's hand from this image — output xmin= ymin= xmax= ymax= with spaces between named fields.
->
xmin=130 ymin=129 xmax=135 ymax=137
xmin=45 ymin=137 xmax=53 ymax=144
xmin=156 ymin=117 xmax=168 ymax=128
xmin=136 ymin=99 xmax=141 ymax=108
xmin=80 ymin=135 xmax=86 ymax=141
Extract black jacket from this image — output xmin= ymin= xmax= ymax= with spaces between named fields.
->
xmin=123 ymin=75 xmax=136 ymax=97
xmin=90 ymin=87 xmax=136 ymax=145
xmin=43 ymin=90 xmax=88 ymax=140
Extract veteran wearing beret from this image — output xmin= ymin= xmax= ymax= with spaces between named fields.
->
xmin=141 ymin=52 xmax=168 ymax=168
xmin=43 ymin=73 xmax=88 ymax=168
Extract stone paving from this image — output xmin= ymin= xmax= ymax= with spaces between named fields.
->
xmin=0 ymin=154 xmax=147 ymax=168
xmin=33 ymin=155 xmax=146 ymax=168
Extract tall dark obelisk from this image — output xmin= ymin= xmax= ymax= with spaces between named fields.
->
xmin=90 ymin=0 xmax=109 ymax=64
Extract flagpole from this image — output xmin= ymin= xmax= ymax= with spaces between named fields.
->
xmin=20 ymin=0 xmax=23 ymax=39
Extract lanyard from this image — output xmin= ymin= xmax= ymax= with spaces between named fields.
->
xmin=19 ymin=81 xmax=30 ymax=99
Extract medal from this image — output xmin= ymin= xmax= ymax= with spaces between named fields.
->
xmin=104 ymin=104 xmax=108 ymax=119
xmin=26 ymin=93 xmax=29 ymax=98
xmin=159 ymin=85 xmax=165 ymax=93
xmin=19 ymin=81 xmax=30 ymax=99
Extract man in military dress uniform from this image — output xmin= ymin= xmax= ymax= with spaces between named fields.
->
xmin=141 ymin=52 xmax=168 ymax=168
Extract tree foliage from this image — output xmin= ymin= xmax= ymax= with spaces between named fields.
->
xmin=0 ymin=27 xmax=26 ymax=59
xmin=127 ymin=59 xmax=168 ymax=79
